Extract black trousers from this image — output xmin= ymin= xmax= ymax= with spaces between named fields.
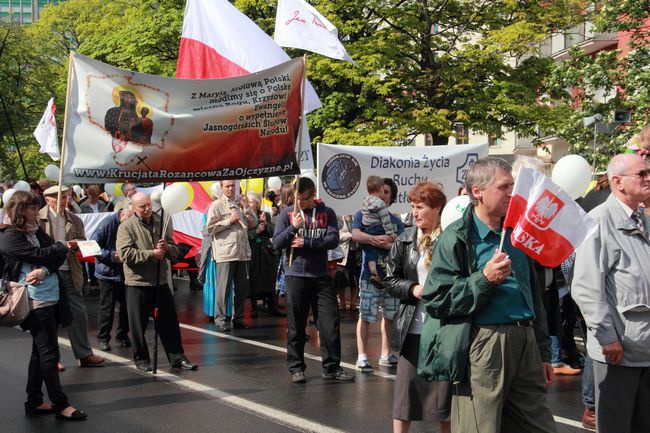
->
xmin=285 ymin=276 xmax=341 ymax=374
xmin=24 ymin=305 xmax=69 ymax=412
xmin=97 ymin=279 xmax=129 ymax=343
xmin=126 ymin=285 xmax=185 ymax=365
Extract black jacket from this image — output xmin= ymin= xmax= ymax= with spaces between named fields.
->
xmin=272 ymin=201 xmax=339 ymax=278
xmin=0 ymin=224 xmax=71 ymax=326
xmin=384 ymin=226 xmax=423 ymax=353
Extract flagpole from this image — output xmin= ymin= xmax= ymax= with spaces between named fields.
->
xmin=0 ymin=94 xmax=29 ymax=179
xmin=289 ymin=55 xmax=307 ymax=267
xmin=56 ymin=52 xmax=75 ymax=214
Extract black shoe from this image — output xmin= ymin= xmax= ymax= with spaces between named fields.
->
xmin=56 ymin=409 xmax=87 ymax=421
xmin=135 ymin=362 xmax=152 ymax=372
xmin=322 ymin=368 xmax=355 ymax=382
xmin=291 ymin=371 xmax=306 ymax=384
xmin=232 ymin=321 xmax=250 ymax=330
xmin=25 ymin=405 xmax=55 ymax=417
xmin=172 ymin=360 xmax=198 ymax=371
xmin=98 ymin=341 xmax=111 ymax=352
xmin=115 ymin=339 xmax=131 ymax=348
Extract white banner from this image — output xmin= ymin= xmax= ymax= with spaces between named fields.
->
xmin=274 ymin=0 xmax=356 ymax=65
xmin=63 ymin=53 xmax=304 ymax=183
xmin=317 ymin=143 xmax=488 ymax=216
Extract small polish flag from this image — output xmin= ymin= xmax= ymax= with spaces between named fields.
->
xmin=176 ymin=0 xmax=321 ymax=113
xmin=503 ymin=166 xmax=598 ymax=268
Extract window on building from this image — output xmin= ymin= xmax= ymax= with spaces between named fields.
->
xmin=455 ymin=123 xmax=469 ymax=145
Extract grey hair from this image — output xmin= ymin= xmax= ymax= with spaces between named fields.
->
xmin=465 ymin=157 xmax=512 ymax=205
xmin=607 ymin=153 xmax=642 ymax=183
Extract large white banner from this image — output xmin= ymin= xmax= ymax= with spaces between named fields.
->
xmin=317 ymin=143 xmax=489 ymax=216
xmin=63 ymin=53 xmax=304 ymax=183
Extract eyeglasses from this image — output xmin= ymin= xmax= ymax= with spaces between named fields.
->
xmin=297 ymin=193 xmax=314 ymax=202
xmin=619 ymin=169 xmax=650 ymax=179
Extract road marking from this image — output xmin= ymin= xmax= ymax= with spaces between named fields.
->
xmin=175 ymin=324 xmax=588 ymax=430
xmin=58 ymin=337 xmax=347 ymax=433
xmin=178 ymin=322 xmax=397 ymax=380
xmin=553 ymin=415 xmax=586 ymax=429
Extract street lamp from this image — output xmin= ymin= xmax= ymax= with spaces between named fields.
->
xmin=583 ymin=113 xmax=603 ymax=170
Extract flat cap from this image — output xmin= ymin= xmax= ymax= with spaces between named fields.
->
xmin=43 ymin=185 xmax=69 ymax=196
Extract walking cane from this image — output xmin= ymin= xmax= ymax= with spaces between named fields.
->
xmin=152 ymin=187 xmax=166 ymax=374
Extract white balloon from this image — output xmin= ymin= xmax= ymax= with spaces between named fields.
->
xmin=267 ymin=176 xmax=282 ymax=190
xmin=13 ymin=180 xmax=30 ymax=192
xmin=2 ymin=188 xmax=17 ymax=207
xmin=210 ymin=182 xmax=222 ymax=198
xmin=440 ymin=195 xmax=471 ymax=231
xmin=551 ymin=155 xmax=592 ymax=200
xmin=301 ymin=172 xmax=317 ymax=185
xmin=72 ymin=185 xmax=82 ymax=196
xmin=44 ymin=164 xmax=59 ymax=181
xmin=160 ymin=183 xmax=192 ymax=214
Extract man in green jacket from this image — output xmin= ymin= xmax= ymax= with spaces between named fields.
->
xmin=116 ymin=192 xmax=198 ymax=372
xmin=421 ymin=157 xmax=555 ymax=433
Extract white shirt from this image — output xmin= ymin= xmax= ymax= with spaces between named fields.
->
xmin=407 ymin=254 xmax=428 ymax=335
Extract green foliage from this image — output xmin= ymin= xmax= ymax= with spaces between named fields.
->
xmin=543 ymin=1 xmax=650 ymax=170
xmin=0 ymin=22 xmax=59 ymax=181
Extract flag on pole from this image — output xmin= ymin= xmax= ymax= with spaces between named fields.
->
xmin=503 ymin=166 xmax=598 ymax=268
xmin=274 ymin=0 xmax=356 ymax=65
xmin=177 ymin=0 xmax=321 ymax=113
xmin=34 ymin=98 xmax=60 ymax=161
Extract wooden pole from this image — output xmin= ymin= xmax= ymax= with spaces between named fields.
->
xmin=288 ymin=56 xmax=307 ymax=267
xmin=56 ymin=52 xmax=75 ymax=214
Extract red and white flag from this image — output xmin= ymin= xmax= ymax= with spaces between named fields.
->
xmin=34 ymin=98 xmax=60 ymax=161
xmin=274 ymin=0 xmax=356 ymax=65
xmin=177 ymin=0 xmax=321 ymax=113
xmin=503 ymin=166 xmax=598 ymax=268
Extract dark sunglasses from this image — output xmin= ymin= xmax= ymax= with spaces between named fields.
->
xmin=619 ymin=168 xmax=650 ymax=179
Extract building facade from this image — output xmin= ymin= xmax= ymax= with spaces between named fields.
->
xmin=0 ymin=0 xmax=63 ymax=24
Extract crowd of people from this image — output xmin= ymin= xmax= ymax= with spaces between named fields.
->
xmin=0 ymin=133 xmax=648 ymax=431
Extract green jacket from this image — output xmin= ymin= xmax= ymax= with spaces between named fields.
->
xmin=418 ymin=204 xmax=551 ymax=384
xmin=116 ymin=213 xmax=181 ymax=287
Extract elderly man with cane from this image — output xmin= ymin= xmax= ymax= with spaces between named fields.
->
xmin=116 ymin=192 xmax=197 ymax=372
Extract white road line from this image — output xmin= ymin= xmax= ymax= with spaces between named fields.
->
xmin=58 ymin=337 xmax=347 ymax=433
xmin=553 ymin=415 xmax=587 ymax=429
xmin=178 ymin=322 xmax=397 ymax=380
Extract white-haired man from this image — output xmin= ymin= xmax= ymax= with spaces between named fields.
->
xmin=572 ymin=153 xmax=650 ymax=433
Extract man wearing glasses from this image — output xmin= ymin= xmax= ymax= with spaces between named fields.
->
xmin=573 ymin=154 xmax=650 ymax=433
xmin=273 ymin=177 xmax=355 ymax=384
xmin=113 ymin=182 xmax=138 ymax=213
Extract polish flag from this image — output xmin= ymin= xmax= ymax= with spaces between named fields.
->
xmin=274 ymin=0 xmax=356 ymax=65
xmin=503 ymin=166 xmax=598 ymax=268
xmin=176 ymin=0 xmax=321 ymax=113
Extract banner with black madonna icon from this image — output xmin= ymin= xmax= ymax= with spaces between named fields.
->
xmin=63 ymin=53 xmax=303 ymax=182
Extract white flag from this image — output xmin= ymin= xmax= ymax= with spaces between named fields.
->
xmin=274 ymin=0 xmax=356 ymax=65
xmin=34 ymin=98 xmax=60 ymax=161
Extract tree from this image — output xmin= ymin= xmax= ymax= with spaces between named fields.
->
xmin=543 ymin=1 xmax=650 ymax=170
xmin=0 ymin=22 xmax=60 ymax=182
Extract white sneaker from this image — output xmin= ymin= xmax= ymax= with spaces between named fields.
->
xmin=378 ymin=354 xmax=399 ymax=366
xmin=355 ymin=359 xmax=374 ymax=373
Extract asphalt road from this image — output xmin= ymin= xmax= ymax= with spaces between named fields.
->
xmin=0 ymin=277 xmax=589 ymax=433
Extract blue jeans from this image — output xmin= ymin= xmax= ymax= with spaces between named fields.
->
xmin=582 ymin=353 xmax=595 ymax=409
xmin=550 ymin=336 xmax=562 ymax=367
